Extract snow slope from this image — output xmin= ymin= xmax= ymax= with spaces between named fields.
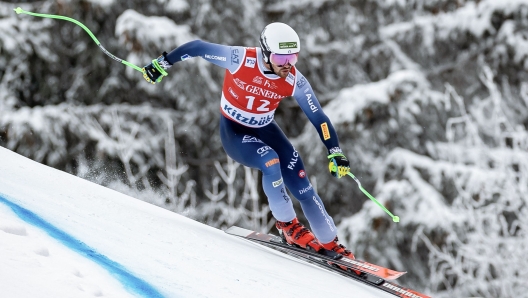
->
xmin=0 ymin=146 xmax=393 ymax=298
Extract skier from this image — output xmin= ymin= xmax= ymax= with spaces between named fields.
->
xmin=142 ymin=22 xmax=354 ymax=259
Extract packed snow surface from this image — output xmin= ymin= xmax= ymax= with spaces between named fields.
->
xmin=0 ymin=147 xmax=392 ymax=298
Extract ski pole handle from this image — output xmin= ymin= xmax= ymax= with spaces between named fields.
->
xmin=14 ymin=7 xmax=143 ymax=72
xmin=347 ymin=172 xmax=400 ymax=223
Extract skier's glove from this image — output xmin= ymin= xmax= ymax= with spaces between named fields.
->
xmin=142 ymin=52 xmax=172 ymax=84
xmin=328 ymin=152 xmax=350 ymax=179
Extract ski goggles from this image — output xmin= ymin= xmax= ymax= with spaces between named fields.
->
xmin=269 ymin=53 xmax=299 ymax=67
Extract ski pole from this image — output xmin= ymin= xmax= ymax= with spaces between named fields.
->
xmin=14 ymin=7 xmax=143 ymax=73
xmin=346 ymin=172 xmax=400 ymax=223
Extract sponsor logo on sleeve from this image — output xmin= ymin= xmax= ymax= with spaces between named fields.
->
xmin=245 ymin=57 xmax=257 ymax=68
xmin=296 ymin=77 xmax=307 ymax=88
xmin=205 ymin=54 xmax=227 ymax=61
xmin=231 ymin=49 xmax=240 ymax=64
xmin=306 ymin=94 xmax=318 ymax=113
xmin=181 ymin=54 xmax=192 ymax=61
xmin=298 ymin=170 xmax=306 ymax=178
xmin=321 ymin=122 xmax=331 ymax=140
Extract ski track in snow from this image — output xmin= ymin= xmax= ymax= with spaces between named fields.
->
xmin=0 ymin=200 xmax=135 ymax=298
xmin=0 ymin=194 xmax=162 ymax=298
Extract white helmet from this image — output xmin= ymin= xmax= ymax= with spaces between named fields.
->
xmin=259 ymin=22 xmax=300 ymax=64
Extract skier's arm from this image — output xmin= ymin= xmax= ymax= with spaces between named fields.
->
xmin=165 ymin=40 xmax=244 ymax=73
xmin=293 ymin=72 xmax=340 ymax=151
xmin=142 ymin=40 xmax=244 ymax=84
xmin=293 ymin=71 xmax=350 ymax=178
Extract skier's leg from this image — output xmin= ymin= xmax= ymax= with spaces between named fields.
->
xmin=219 ymin=116 xmax=295 ymax=222
xmin=258 ymin=121 xmax=338 ymax=244
xmin=284 ymin=159 xmax=339 ymax=244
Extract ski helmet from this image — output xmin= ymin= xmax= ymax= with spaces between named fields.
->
xmin=259 ymin=22 xmax=301 ymax=65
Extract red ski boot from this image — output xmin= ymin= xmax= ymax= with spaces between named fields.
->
xmin=276 ymin=218 xmax=324 ymax=252
xmin=321 ymin=237 xmax=362 ymax=275
xmin=320 ymin=236 xmax=355 ymax=259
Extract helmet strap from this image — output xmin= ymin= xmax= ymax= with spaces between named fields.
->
xmin=261 ymin=48 xmax=279 ymax=76
xmin=263 ymin=62 xmax=278 ymax=75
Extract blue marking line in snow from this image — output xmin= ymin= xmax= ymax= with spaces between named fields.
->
xmin=0 ymin=194 xmax=165 ymax=298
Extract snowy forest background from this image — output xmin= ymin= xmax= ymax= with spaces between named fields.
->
xmin=1 ymin=0 xmax=527 ymax=297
